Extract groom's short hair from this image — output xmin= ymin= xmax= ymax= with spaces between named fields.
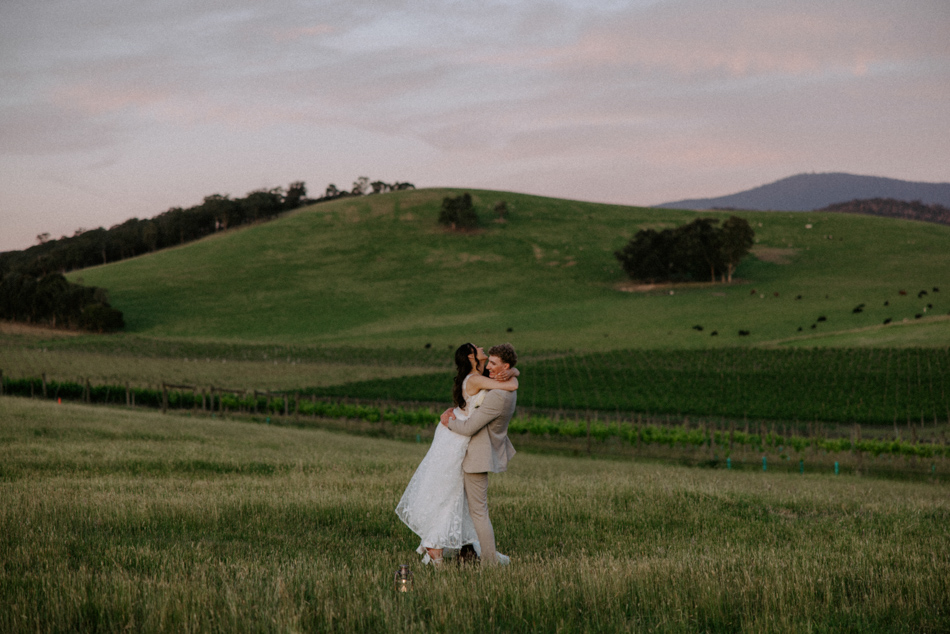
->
xmin=488 ymin=343 xmax=517 ymax=368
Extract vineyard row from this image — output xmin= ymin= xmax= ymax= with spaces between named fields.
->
xmin=3 ymin=374 xmax=948 ymax=461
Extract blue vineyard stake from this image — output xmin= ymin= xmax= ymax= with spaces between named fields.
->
xmin=762 ymin=456 xmax=767 ymax=472
xmin=416 ymin=434 xmax=421 ymax=443
xmin=834 ymin=461 xmax=839 ymax=475
xmin=799 ymin=459 xmax=804 ymax=474
xmin=726 ymin=457 xmax=731 ymax=470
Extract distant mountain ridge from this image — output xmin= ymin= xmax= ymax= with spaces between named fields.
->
xmin=656 ymin=173 xmax=950 ymax=211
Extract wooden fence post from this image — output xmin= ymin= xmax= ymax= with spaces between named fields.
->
xmin=42 ymin=373 xmax=47 ymax=399
xmin=125 ymin=382 xmax=130 ymax=407
xmin=162 ymin=382 xmax=168 ymax=414
xmin=294 ymin=393 xmax=299 ymax=420
xmin=586 ymin=412 xmax=591 ymax=456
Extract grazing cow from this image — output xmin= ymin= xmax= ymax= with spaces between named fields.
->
xmin=692 ymin=325 xmax=704 ymax=331
xmin=710 ymin=331 xmax=718 ymax=336
xmin=797 ymin=327 xmax=803 ymax=332
xmin=811 ymin=324 xmax=817 ymax=329
xmin=773 ymin=292 xmax=779 ymax=297
xmin=750 ymin=289 xmax=757 ymax=295
xmin=817 ymin=316 xmax=827 ymax=322
xmin=934 ymin=287 xmax=940 ymax=292
xmin=884 ymin=301 xmax=889 ymax=306
xmin=915 ymin=314 xmax=922 ymax=319
xmin=927 ymin=303 xmax=933 ymax=309
xmin=738 ymin=330 xmax=750 ymax=336
xmin=899 ymin=290 xmax=907 ymax=296
xmin=853 ymin=307 xmax=863 ymax=313
xmin=918 ymin=290 xmax=928 ymax=298
xmin=883 ymin=318 xmax=892 ymax=325
xmin=795 ymin=295 xmax=802 ymax=300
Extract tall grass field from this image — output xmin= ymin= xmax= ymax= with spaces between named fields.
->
xmin=2 ymin=397 xmax=948 ymax=632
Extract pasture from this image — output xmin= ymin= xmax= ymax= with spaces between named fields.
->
xmin=2 ymin=397 xmax=948 ymax=633
xmin=67 ymin=188 xmax=950 ymax=351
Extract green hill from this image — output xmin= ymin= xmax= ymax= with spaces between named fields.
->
xmin=70 ymin=188 xmax=950 ymax=351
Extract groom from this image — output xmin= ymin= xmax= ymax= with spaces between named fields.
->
xmin=440 ymin=342 xmax=518 ymax=565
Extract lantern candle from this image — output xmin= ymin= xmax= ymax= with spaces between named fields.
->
xmin=394 ymin=564 xmax=413 ymax=592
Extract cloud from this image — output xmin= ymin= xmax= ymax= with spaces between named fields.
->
xmin=271 ymin=23 xmax=334 ymax=42
xmin=1 ymin=0 xmax=948 ymax=251
xmin=0 ymin=101 xmax=131 ymax=155
xmin=536 ymin=0 xmax=949 ymax=80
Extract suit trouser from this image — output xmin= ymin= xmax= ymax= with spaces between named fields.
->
xmin=463 ymin=471 xmax=496 ymax=564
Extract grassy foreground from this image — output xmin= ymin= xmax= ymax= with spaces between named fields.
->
xmin=2 ymin=398 xmax=948 ymax=632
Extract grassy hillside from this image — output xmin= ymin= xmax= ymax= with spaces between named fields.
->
xmin=71 ymin=188 xmax=950 ymax=351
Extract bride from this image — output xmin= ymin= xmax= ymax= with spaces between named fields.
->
xmin=395 ymin=342 xmax=518 ymax=565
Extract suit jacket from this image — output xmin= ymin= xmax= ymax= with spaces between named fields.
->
xmin=447 ymin=389 xmax=517 ymax=473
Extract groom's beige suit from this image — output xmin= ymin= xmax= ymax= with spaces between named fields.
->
xmin=446 ymin=388 xmax=516 ymax=564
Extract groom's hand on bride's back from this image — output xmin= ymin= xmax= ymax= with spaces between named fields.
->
xmin=440 ymin=408 xmax=455 ymax=427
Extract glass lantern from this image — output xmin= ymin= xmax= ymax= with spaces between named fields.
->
xmin=394 ymin=564 xmax=414 ymax=592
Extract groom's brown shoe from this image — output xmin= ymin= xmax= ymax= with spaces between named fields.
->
xmin=457 ymin=544 xmax=479 ymax=567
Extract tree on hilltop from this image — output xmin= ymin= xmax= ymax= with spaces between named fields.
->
xmin=676 ymin=218 xmax=723 ymax=282
xmin=720 ymin=216 xmax=755 ymax=282
xmin=615 ymin=216 xmax=754 ymax=284
xmin=351 ymin=176 xmax=370 ymax=195
xmin=438 ymin=193 xmax=479 ymax=230
xmin=285 ymin=181 xmax=307 ymax=209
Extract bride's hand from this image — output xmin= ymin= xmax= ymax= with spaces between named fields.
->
xmin=440 ymin=408 xmax=455 ymax=427
xmin=492 ymin=367 xmax=519 ymax=382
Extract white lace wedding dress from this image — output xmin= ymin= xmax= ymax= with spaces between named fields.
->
xmin=396 ymin=376 xmax=508 ymax=564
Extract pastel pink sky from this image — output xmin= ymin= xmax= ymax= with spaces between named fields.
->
xmin=2 ymin=0 xmax=949 ymax=252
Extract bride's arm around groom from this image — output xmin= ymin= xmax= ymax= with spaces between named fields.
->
xmin=444 ymin=388 xmax=517 ymax=474
xmin=441 ymin=343 xmax=519 ymax=565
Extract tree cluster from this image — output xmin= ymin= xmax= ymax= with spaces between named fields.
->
xmin=0 ymin=272 xmax=124 ymax=332
xmin=0 ymin=182 xmax=312 ymax=277
xmin=2 ymin=178 xmax=416 ymax=278
xmin=615 ymin=216 xmax=754 ymax=284
xmin=818 ymin=198 xmax=950 ymax=227
xmin=438 ymin=193 xmax=479 ymax=230
xmin=323 ymin=178 xmax=415 ymax=199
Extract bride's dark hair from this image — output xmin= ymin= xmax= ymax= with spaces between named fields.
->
xmin=452 ymin=343 xmax=477 ymax=409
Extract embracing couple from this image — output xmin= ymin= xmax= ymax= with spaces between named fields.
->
xmin=396 ymin=342 xmax=519 ymax=566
